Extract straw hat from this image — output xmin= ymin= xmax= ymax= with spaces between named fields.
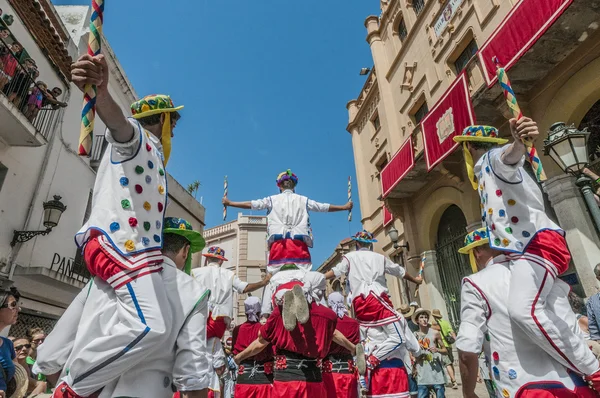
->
xmin=412 ymin=308 xmax=431 ymax=324
xmin=8 ymin=362 xmax=29 ymax=398
xmin=398 ymin=303 xmax=415 ymax=319
xmin=431 ymin=309 xmax=443 ymax=319
xmin=458 ymin=228 xmax=490 ymax=274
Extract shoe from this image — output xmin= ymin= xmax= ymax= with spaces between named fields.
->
xmin=292 ymin=284 xmax=310 ymax=325
xmin=355 ymin=343 xmax=367 ymax=375
xmin=282 ymin=290 xmax=297 ymax=331
xmin=452 ymin=381 xmax=458 ymax=389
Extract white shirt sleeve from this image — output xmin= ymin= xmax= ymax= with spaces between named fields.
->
xmin=384 ymin=257 xmax=406 ymax=279
xmin=332 ymin=256 xmax=350 ymax=278
xmin=34 ymin=283 xmax=89 ymax=376
xmin=455 ymin=278 xmax=489 ymax=354
xmin=251 ymin=197 xmax=272 ymax=211
xmin=105 ymin=118 xmax=141 ymax=157
xmin=173 ymin=293 xmax=211 ymax=391
xmin=261 ymin=281 xmax=275 ymax=315
xmin=233 ymin=276 xmax=249 ymax=294
xmin=488 ymin=145 xmax=525 ymax=183
xmin=307 ymin=199 xmax=330 ymax=213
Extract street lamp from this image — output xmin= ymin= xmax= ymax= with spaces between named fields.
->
xmin=543 ymin=122 xmax=600 ymax=230
xmin=11 ymin=195 xmax=67 ymax=246
xmin=387 ymin=225 xmax=410 ymax=251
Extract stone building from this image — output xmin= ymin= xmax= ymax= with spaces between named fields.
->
xmin=347 ymin=0 xmax=600 ymax=326
xmin=0 ymin=2 xmax=204 ymax=336
xmin=199 ymin=213 xmax=268 ymax=326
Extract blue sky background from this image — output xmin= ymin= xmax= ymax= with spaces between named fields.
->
xmin=53 ymin=0 xmax=380 ymax=268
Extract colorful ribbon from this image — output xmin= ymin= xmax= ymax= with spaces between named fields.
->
xmin=415 ymin=255 xmax=426 ymax=298
xmin=78 ymin=0 xmax=104 ymax=156
xmin=223 ymin=175 xmax=228 ymax=221
xmin=494 ymin=58 xmax=546 ymax=182
xmin=348 ymin=176 xmax=352 ymax=222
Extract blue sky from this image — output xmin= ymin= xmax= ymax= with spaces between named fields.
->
xmin=53 ymin=0 xmax=380 ymax=268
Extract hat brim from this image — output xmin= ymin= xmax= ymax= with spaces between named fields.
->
xmin=412 ymin=308 xmax=431 ymax=324
xmin=10 ymin=363 xmax=29 ymax=398
xmin=400 ymin=307 xmax=415 ymax=318
xmin=351 ymin=237 xmax=377 ymax=243
xmin=164 ymin=229 xmax=205 ymax=253
xmin=432 ymin=313 xmax=442 ymax=319
xmin=203 ymin=253 xmax=228 ymax=261
xmin=458 ymin=238 xmax=489 ymax=254
xmin=132 ymin=105 xmax=184 ymax=119
xmin=453 ymin=136 xmax=508 ymax=144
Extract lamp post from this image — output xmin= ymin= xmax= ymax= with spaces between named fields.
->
xmin=11 ymin=195 xmax=67 ymax=246
xmin=387 ymin=225 xmax=410 ymax=251
xmin=543 ymin=122 xmax=600 ymax=231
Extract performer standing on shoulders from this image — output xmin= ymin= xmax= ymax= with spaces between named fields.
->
xmin=324 ymin=231 xmax=422 ymax=396
xmin=456 ymin=228 xmax=598 ymax=398
xmin=454 ymin=121 xmax=600 ymax=387
xmin=322 ymin=292 xmax=360 ymax=398
xmin=232 ymin=297 xmax=274 ymax=398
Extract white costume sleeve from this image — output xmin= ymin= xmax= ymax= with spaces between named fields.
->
xmin=232 ymin=276 xmax=249 ymax=294
xmin=105 ymin=119 xmax=141 ymax=157
xmin=173 ymin=294 xmax=211 ymax=392
xmin=455 ymin=278 xmax=488 ymax=354
xmin=211 ymin=338 xmax=226 ymax=369
xmin=489 ymin=145 xmax=525 ymax=182
xmin=332 ymin=256 xmax=350 ymax=278
xmin=251 ymin=197 xmax=272 ymax=211
xmin=33 ymin=283 xmax=89 ymax=376
xmin=261 ymin=282 xmax=275 ymax=315
xmin=307 ymin=199 xmax=330 ymax=212
xmin=384 ymin=257 xmax=406 ymax=279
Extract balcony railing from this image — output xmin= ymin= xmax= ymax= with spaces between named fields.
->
xmin=0 ymin=38 xmax=63 ymax=142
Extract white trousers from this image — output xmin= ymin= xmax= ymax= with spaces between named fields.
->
xmin=65 ymin=273 xmax=171 ymax=396
xmin=508 ymin=257 xmax=599 ymax=376
xmin=362 ymin=318 xmax=420 ymax=362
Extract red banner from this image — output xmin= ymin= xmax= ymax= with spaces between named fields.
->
xmin=383 ymin=205 xmax=393 ymax=227
xmin=421 ymin=73 xmax=475 ymax=171
xmin=381 ymin=138 xmax=415 ymax=198
xmin=478 ymin=0 xmax=573 ymax=87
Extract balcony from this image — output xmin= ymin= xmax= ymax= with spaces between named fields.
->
xmin=0 ymin=44 xmax=62 ymax=146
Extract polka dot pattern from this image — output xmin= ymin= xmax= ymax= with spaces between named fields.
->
xmin=145 ymin=175 xmax=152 ymax=184
xmin=142 ymin=237 xmax=150 ymax=246
xmin=135 ymin=184 xmax=143 ymax=194
xmin=158 ymin=185 xmax=165 ymax=195
xmin=159 ymin=168 xmax=165 ymax=176
xmin=511 ymin=216 xmax=519 ymax=224
xmin=125 ymin=240 xmax=135 ymax=252
xmin=121 ymin=199 xmax=131 ymax=209
xmin=505 ymin=227 xmax=513 ymax=234
xmin=144 ymin=222 xmax=151 ymax=231
xmin=135 ymin=166 xmax=144 ymax=174
xmin=158 ymin=202 xmax=164 ymax=212
xmin=507 ymin=199 xmax=516 ymax=206
xmin=146 ymin=143 xmax=152 ymax=151
xmin=148 ymin=160 xmax=154 ymax=169
xmin=153 ymin=234 xmax=161 ymax=243
xmin=499 ymin=209 xmax=506 ymax=217
xmin=129 ymin=217 xmax=138 ymax=227
xmin=492 ymin=352 xmax=499 ymax=361
xmin=143 ymin=201 xmax=151 ymax=211
xmin=522 ymin=231 xmax=531 ymax=238
xmin=120 ymin=177 xmax=129 ymax=187
xmin=110 ymin=222 xmax=120 ymax=232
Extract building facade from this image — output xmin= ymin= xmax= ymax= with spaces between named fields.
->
xmin=199 ymin=213 xmax=268 ymax=326
xmin=0 ymin=2 xmax=205 ymax=337
xmin=347 ymin=0 xmax=600 ymax=326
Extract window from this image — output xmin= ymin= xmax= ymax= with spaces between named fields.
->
xmin=398 ymin=18 xmax=408 ymax=42
xmin=376 ymin=155 xmax=389 ymax=172
xmin=413 ymin=102 xmax=429 ymax=125
xmin=413 ymin=0 xmax=426 ymax=16
xmin=372 ymin=112 xmax=381 ymax=131
xmin=0 ymin=162 xmax=7 ymax=193
xmin=454 ymin=39 xmax=479 ymax=74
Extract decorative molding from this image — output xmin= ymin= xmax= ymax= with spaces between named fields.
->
xmin=401 ymin=62 xmax=418 ymax=92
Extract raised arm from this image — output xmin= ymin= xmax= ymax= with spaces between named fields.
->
xmin=383 ymin=257 xmax=422 ymax=285
xmin=71 ymin=54 xmax=133 ymax=143
xmin=234 ymin=335 xmax=270 ymax=365
xmin=327 ymin=202 xmax=353 ymax=212
xmin=222 ymin=197 xmax=252 ymax=209
xmin=500 ymin=117 xmax=538 ymax=166
xmin=238 ymin=273 xmax=271 ymax=294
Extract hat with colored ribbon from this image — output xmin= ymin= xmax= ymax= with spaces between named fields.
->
xmin=163 ymin=217 xmax=205 ymax=275
xmin=453 ymin=126 xmax=509 ymax=190
xmin=457 ymin=228 xmax=489 ymax=273
xmin=351 ymin=230 xmax=377 ymax=243
xmin=203 ymin=246 xmax=228 ymax=261
xmin=131 ymin=94 xmax=183 ymax=166
xmin=276 ymin=169 xmax=298 ymax=187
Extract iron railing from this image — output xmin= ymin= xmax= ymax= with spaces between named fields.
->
xmin=0 ymin=38 xmax=63 ymax=140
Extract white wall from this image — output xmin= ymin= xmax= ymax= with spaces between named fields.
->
xmin=247 ymin=230 xmax=267 ymax=261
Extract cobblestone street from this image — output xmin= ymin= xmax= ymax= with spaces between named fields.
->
xmin=444 ymin=382 xmax=490 ymax=397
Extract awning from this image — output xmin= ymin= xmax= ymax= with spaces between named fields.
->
xmin=421 ymin=73 xmax=475 ymax=171
xmin=381 ymin=138 xmax=415 ymax=198
xmin=383 ymin=205 xmax=393 ymax=227
xmin=478 ymin=0 xmax=574 ymax=87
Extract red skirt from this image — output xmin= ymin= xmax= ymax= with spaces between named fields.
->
xmin=353 ymin=292 xmax=401 ymax=327
xmin=235 ymin=383 xmax=273 ymax=398
xmin=367 ymin=358 xmax=409 ymax=398
xmin=272 ymin=380 xmax=325 ymax=398
xmin=516 ymin=386 xmax=597 ymax=398
xmin=207 ymin=314 xmax=228 ymax=340
xmin=525 ymin=230 xmax=571 ymax=275
xmin=268 ymin=239 xmax=311 ymax=267
xmin=323 ymin=372 xmax=358 ymax=398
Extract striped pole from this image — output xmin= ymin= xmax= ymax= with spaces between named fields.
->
xmin=223 ymin=175 xmax=228 ymax=221
xmin=494 ymin=57 xmax=547 ymax=182
xmin=348 ymin=176 xmax=352 ymax=222
xmin=78 ymin=0 xmax=104 ymax=156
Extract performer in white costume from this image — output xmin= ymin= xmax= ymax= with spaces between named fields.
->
xmin=454 ymin=121 xmax=600 ymax=389
xmin=324 ymin=231 xmax=422 ymax=397
xmin=456 ymin=228 xmax=598 ymax=398
xmin=191 ymin=246 xmax=270 ymax=396
xmin=35 ymin=217 xmax=212 ymax=398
